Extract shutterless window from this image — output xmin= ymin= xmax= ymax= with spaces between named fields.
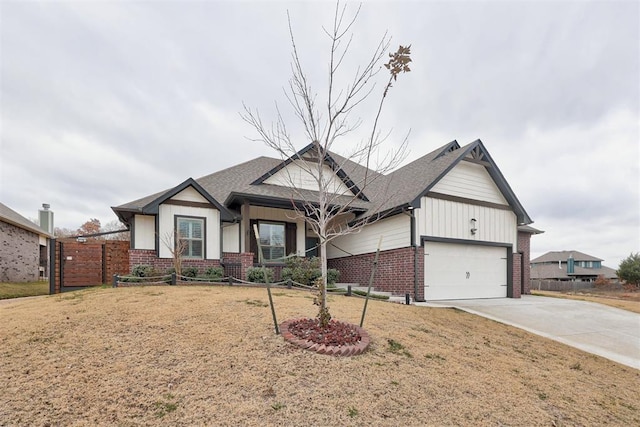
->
xmin=177 ymin=217 xmax=204 ymax=259
xmin=258 ymin=222 xmax=285 ymax=262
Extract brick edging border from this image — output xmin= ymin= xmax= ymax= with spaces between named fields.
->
xmin=279 ymin=318 xmax=370 ymax=357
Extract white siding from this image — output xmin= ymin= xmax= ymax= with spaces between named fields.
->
xmin=415 ymin=197 xmax=517 ymax=251
xmin=158 ymin=205 xmax=220 ymax=259
xmin=134 ymin=215 xmax=155 ymax=250
xmin=248 ymin=206 xmax=305 ymax=256
xmin=431 ymin=161 xmax=508 ymax=205
xmin=327 ymin=214 xmax=411 ymax=259
xmin=170 ymin=187 xmax=208 ymax=203
xmin=39 ymin=235 xmax=47 ymax=246
xmin=222 ymin=223 xmax=240 ymax=253
xmin=264 ymin=161 xmax=351 ymax=195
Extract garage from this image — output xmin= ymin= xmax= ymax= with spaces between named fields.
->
xmin=424 ymin=241 xmax=508 ymax=300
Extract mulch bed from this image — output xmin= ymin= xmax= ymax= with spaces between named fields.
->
xmin=280 ymin=318 xmax=370 ymax=356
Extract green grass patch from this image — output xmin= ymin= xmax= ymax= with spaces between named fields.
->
xmin=352 ymin=289 xmax=389 ymax=300
xmin=0 ymin=281 xmax=49 ymax=299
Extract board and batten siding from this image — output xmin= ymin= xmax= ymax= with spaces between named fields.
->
xmin=263 ymin=161 xmax=351 ymax=195
xmin=415 ymin=197 xmax=517 ymax=250
xmin=158 ymin=204 xmax=220 ymax=259
xmin=222 ymin=223 xmax=240 ymax=253
xmin=327 ymin=214 xmax=411 ymax=259
xmin=431 ymin=161 xmax=508 ymax=205
xmin=133 ymin=215 xmax=155 ymax=250
xmin=247 ymin=206 xmax=305 ymax=256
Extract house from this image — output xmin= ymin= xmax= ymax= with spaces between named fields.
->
xmin=112 ymin=139 xmax=538 ymax=301
xmin=530 ymin=250 xmax=618 ymax=282
xmin=0 ymin=202 xmax=53 ymax=282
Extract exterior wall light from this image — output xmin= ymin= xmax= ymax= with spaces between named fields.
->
xmin=470 ymin=218 xmax=477 ymax=235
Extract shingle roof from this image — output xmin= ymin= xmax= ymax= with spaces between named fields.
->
xmin=530 ymin=263 xmax=618 ymax=280
xmin=531 ymin=251 xmax=603 ymax=263
xmin=0 ymin=202 xmax=52 ymax=237
xmin=112 ymin=139 xmax=533 ymax=226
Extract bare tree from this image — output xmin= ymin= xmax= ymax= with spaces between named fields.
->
xmin=242 ymin=2 xmax=411 ymax=325
xmin=161 ymin=230 xmax=188 ymax=277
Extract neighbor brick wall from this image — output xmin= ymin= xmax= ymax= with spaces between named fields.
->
xmin=518 ymin=231 xmax=532 ymax=295
xmin=128 ymin=249 xmax=220 ymax=276
xmin=328 ymin=246 xmax=423 ymax=300
xmin=0 ymin=221 xmax=40 ymax=282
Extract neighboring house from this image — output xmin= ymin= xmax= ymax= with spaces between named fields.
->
xmin=530 ymin=250 xmax=618 ymax=282
xmin=112 ymin=139 xmax=538 ymax=301
xmin=0 ymin=202 xmax=53 ymax=282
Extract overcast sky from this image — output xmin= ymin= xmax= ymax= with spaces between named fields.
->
xmin=1 ymin=1 xmax=638 ymax=268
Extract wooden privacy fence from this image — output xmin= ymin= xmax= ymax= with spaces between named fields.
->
xmin=52 ymin=239 xmax=129 ymax=293
xmin=530 ymin=280 xmax=596 ymax=292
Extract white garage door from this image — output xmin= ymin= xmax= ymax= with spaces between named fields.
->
xmin=424 ymin=242 xmax=507 ymax=300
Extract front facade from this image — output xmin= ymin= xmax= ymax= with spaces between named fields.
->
xmin=530 ymin=250 xmax=618 ymax=282
xmin=113 ymin=139 xmax=538 ymax=301
xmin=0 ymin=202 xmax=52 ymax=282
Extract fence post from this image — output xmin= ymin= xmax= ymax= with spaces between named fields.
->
xmin=405 ymin=293 xmax=410 ymax=305
xmin=228 ymin=275 xmax=233 ymax=285
xmin=171 ymin=272 xmax=176 ymax=286
xmin=113 ymin=274 xmax=119 ymax=288
xmin=347 ymin=285 xmax=352 ymax=296
xmin=287 ymin=279 xmax=292 ymax=289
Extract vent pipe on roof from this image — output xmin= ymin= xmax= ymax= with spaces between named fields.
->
xmin=39 ymin=203 xmax=54 ymax=234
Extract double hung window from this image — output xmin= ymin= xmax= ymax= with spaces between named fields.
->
xmin=258 ymin=222 xmax=285 ymax=262
xmin=177 ymin=217 xmax=204 ymax=259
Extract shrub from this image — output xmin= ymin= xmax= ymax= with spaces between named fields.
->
xmin=594 ymin=275 xmax=612 ymax=289
xmin=182 ymin=267 xmax=199 ymax=278
xmin=281 ymin=256 xmax=340 ymax=286
xmin=131 ymin=264 xmax=154 ymax=278
xmin=204 ymin=266 xmax=224 ymax=280
xmin=246 ymin=267 xmax=274 ymax=283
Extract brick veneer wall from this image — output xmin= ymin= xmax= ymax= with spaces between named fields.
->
xmin=129 ymin=249 xmax=220 ymax=275
xmin=328 ymin=246 xmax=423 ymax=300
xmin=221 ymin=252 xmax=253 ymax=281
xmin=512 ymin=252 xmax=522 ymax=298
xmin=518 ymin=231 xmax=532 ymax=295
xmin=0 ymin=221 xmax=40 ymax=282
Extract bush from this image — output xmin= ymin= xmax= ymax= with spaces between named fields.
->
xmin=204 ymin=266 xmax=224 ymax=280
xmin=594 ymin=275 xmax=612 ymax=289
xmin=281 ymin=256 xmax=340 ymax=286
xmin=182 ymin=266 xmax=199 ymax=278
xmin=246 ymin=267 xmax=274 ymax=283
xmin=131 ymin=264 xmax=154 ymax=278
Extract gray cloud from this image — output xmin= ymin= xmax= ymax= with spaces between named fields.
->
xmin=1 ymin=1 xmax=638 ymax=267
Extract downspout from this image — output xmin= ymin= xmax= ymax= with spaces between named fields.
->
xmin=409 ymin=208 xmax=423 ymax=302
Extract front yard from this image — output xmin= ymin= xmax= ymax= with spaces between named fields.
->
xmin=1 ymin=286 xmax=638 ymax=426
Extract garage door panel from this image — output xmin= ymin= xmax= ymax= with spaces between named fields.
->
xmin=424 ymin=242 xmax=507 ymax=300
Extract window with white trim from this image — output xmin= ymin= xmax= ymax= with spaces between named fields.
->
xmin=177 ymin=216 xmax=204 ymax=259
xmin=258 ymin=221 xmax=285 ymax=262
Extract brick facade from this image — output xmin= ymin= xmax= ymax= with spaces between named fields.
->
xmin=517 ymin=231 xmax=532 ymax=295
xmin=128 ymin=249 xmax=220 ymax=275
xmin=512 ymin=252 xmax=522 ymax=298
xmin=0 ymin=220 xmax=43 ymax=282
xmin=328 ymin=246 xmax=424 ymax=301
xmin=221 ymin=252 xmax=253 ymax=281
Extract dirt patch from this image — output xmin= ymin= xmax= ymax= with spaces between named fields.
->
xmin=532 ymin=289 xmax=640 ymax=314
xmin=1 ymin=286 xmax=639 ymax=426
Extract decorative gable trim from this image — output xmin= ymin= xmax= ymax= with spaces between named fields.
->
xmin=141 ymin=178 xmax=235 ymax=222
xmin=250 ymin=143 xmax=369 ymax=202
xmin=434 ymin=140 xmax=460 ymax=159
xmin=410 ymin=139 xmax=532 ymax=225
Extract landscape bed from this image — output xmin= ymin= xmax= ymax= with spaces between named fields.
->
xmin=1 ymin=286 xmax=638 ymax=426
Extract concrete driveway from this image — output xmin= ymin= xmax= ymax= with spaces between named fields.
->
xmin=417 ymin=295 xmax=640 ymax=370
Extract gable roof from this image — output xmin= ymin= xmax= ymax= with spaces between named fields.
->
xmin=530 ymin=263 xmax=618 ymax=280
xmin=113 ymin=139 xmax=533 ymax=226
xmin=0 ymin=202 xmax=52 ymax=238
xmin=113 ymin=178 xmax=235 ymax=223
xmin=250 ymin=142 xmax=370 ymax=201
xmin=531 ymin=251 xmax=604 ymax=263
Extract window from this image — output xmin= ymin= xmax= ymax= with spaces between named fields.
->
xmin=177 ymin=217 xmax=204 ymax=259
xmin=258 ymin=222 xmax=285 ymax=262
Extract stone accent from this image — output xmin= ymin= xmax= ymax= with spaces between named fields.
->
xmin=279 ymin=318 xmax=370 ymax=356
xmin=0 ymin=220 xmax=42 ymax=282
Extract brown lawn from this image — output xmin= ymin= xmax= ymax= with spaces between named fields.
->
xmin=1 ymin=286 xmax=638 ymax=426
